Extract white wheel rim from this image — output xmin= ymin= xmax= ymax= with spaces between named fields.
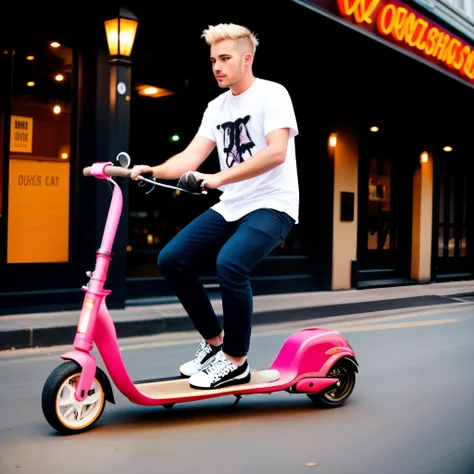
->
xmin=55 ymin=374 xmax=104 ymax=430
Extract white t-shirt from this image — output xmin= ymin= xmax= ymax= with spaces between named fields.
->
xmin=196 ymin=78 xmax=299 ymax=224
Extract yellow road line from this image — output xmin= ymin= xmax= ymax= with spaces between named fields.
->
xmin=0 ymin=304 xmax=471 ymax=361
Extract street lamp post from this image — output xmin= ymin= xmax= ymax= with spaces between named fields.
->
xmin=103 ymin=6 xmax=138 ymax=309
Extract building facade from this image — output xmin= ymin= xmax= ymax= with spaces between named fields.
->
xmin=0 ymin=0 xmax=473 ymax=315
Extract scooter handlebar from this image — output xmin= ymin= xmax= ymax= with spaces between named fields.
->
xmin=82 ymin=164 xmax=207 ymax=196
xmin=83 ymin=165 xmax=131 ymax=178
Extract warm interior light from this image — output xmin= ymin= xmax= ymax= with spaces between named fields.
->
xmin=53 ymin=105 xmax=61 ymax=114
xmin=370 ymin=126 xmax=379 ymax=132
xmin=27 ymin=81 xmax=35 ymax=87
xmin=135 ymin=84 xmax=176 ymax=98
xmin=329 ymin=133 xmax=337 ymax=148
xmin=54 ymin=74 xmax=64 ymax=81
xmin=104 ymin=10 xmax=138 ymax=58
xmin=50 ymin=42 xmax=60 ymax=48
xmin=61 ymin=152 xmax=68 ymax=159
xmin=143 ymin=86 xmax=158 ymax=95
xmin=26 ymin=55 xmax=35 ymax=61
xmin=443 ymin=146 xmax=453 ymax=152
xmin=420 ymin=151 xmax=429 ymax=163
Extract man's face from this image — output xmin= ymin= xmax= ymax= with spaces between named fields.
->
xmin=210 ymin=39 xmax=246 ymax=89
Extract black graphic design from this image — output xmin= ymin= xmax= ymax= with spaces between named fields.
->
xmin=217 ymin=115 xmax=255 ymax=168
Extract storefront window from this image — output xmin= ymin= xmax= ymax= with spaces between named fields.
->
xmin=6 ymin=39 xmax=73 ymax=263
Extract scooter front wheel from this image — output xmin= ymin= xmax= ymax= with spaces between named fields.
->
xmin=41 ymin=361 xmax=106 ymax=435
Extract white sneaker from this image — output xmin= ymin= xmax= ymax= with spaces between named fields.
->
xmin=189 ymin=351 xmax=251 ymax=389
xmin=179 ymin=340 xmax=222 ymax=377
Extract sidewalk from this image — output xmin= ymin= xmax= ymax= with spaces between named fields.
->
xmin=1 ymin=281 xmax=473 ymax=351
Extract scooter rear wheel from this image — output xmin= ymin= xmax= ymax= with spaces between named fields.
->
xmin=307 ymin=360 xmax=356 ymax=408
xmin=41 ymin=361 xmax=106 ymax=435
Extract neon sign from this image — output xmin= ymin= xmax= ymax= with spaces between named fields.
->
xmin=337 ymin=0 xmax=474 ymax=82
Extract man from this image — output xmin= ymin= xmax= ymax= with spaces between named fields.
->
xmin=130 ymin=23 xmax=299 ymax=390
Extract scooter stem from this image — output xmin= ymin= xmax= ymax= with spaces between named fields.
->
xmin=73 ymin=173 xmax=123 ymax=352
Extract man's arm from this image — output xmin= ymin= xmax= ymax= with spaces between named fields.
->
xmin=130 ymin=136 xmax=215 ymax=180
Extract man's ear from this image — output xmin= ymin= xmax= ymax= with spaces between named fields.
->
xmin=244 ymin=53 xmax=253 ymax=66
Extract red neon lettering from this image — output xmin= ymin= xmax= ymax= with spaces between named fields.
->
xmin=463 ymin=51 xmax=474 ymax=79
xmin=377 ymin=4 xmax=396 ymax=34
xmin=401 ymin=13 xmax=419 ymax=47
xmin=413 ymin=20 xmax=428 ymax=50
xmin=446 ymin=39 xmax=461 ymax=66
xmin=392 ymin=7 xmax=409 ymax=41
xmin=337 ymin=0 xmax=381 ymax=23
xmin=424 ymin=27 xmax=440 ymax=56
xmin=339 ymin=0 xmax=474 ymax=82
xmin=432 ymin=32 xmax=451 ymax=60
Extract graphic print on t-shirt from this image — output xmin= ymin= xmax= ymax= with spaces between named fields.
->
xmin=217 ymin=115 xmax=255 ymax=168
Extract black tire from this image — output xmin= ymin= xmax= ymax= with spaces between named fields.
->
xmin=307 ymin=359 xmax=357 ymax=408
xmin=41 ymin=361 xmax=106 ymax=435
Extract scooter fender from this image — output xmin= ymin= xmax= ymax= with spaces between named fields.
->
xmin=270 ymin=328 xmax=357 ymax=378
xmin=61 ymin=350 xmax=97 ymax=402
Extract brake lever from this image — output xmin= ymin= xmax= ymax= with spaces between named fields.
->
xmin=137 ymin=172 xmax=207 ymax=195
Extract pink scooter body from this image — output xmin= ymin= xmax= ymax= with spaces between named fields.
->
xmin=61 ymin=162 xmax=357 ymax=407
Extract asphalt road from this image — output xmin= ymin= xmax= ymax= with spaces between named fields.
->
xmin=1 ymin=302 xmax=474 ymax=474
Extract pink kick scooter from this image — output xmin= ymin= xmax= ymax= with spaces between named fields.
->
xmin=41 ymin=154 xmax=359 ymax=435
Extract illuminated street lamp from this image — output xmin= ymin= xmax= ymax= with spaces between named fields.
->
xmin=104 ymin=6 xmax=139 ymax=64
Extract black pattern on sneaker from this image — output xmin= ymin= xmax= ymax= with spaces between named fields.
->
xmin=189 ymin=351 xmax=251 ymax=389
xmin=179 ymin=340 xmax=222 ymax=377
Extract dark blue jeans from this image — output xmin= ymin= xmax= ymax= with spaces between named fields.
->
xmin=157 ymin=208 xmax=295 ymax=357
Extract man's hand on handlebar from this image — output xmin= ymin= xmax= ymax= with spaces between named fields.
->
xmin=190 ymin=171 xmax=223 ymax=190
xmin=130 ymin=165 xmax=155 ymax=180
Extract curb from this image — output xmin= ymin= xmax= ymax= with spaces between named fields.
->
xmin=0 ymin=294 xmax=459 ymax=351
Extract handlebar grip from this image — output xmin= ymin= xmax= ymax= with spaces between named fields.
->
xmin=83 ymin=166 xmax=132 ymax=178
xmin=178 ymin=172 xmax=205 ymax=194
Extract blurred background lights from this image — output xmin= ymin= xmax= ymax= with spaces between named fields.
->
xmin=53 ymin=105 xmax=61 ymax=114
xmin=143 ymin=86 xmax=158 ymax=95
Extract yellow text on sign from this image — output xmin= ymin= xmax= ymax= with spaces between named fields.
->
xmin=7 ymin=159 xmax=70 ymax=263
xmin=10 ymin=116 xmax=33 ymax=153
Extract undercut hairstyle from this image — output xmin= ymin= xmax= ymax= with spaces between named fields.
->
xmin=201 ymin=23 xmax=259 ymax=56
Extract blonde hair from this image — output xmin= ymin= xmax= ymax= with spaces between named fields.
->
xmin=201 ymin=23 xmax=259 ymax=55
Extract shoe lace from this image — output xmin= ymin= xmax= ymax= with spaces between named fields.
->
xmin=204 ymin=352 xmax=236 ymax=382
xmin=194 ymin=341 xmax=213 ymax=363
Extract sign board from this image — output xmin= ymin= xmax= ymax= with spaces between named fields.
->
xmin=7 ymin=158 xmax=70 ymax=263
xmin=10 ymin=115 xmax=33 ymax=153
xmin=296 ymin=0 xmax=474 ymax=86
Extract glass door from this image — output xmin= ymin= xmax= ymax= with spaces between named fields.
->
xmin=357 ymin=134 xmax=413 ymax=280
xmin=435 ymin=163 xmax=469 ymax=277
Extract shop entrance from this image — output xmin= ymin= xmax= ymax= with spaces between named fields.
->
xmin=433 ymin=156 xmax=471 ymax=280
xmin=356 ymin=130 xmax=414 ymax=288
